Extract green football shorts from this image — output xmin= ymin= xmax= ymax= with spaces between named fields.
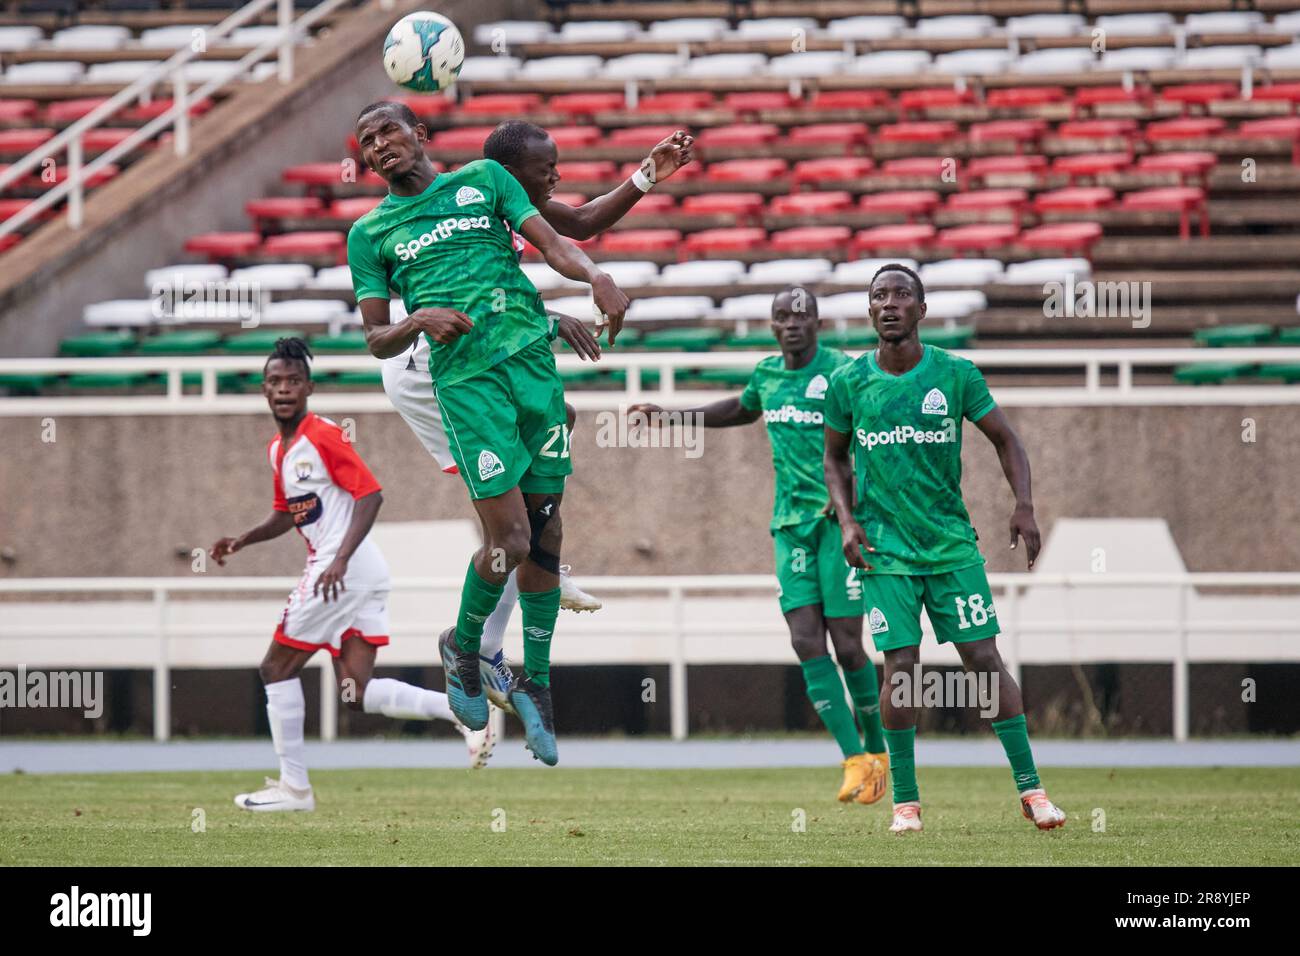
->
xmin=434 ymin=336 xmax=571 ymax=500
xmin=773 ymin=515 xmax=865 ymax=618
xmin=861 ymin=563 xmax=999 ymax=652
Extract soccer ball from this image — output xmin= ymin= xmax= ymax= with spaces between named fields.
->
xmin=383 ymin=11 xmax=464 ymax=93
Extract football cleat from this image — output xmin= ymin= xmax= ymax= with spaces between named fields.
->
xmin=559 ymin=565 xmax=602 ymax=613
xmin=479 ymin=650 xmax=516 ymax=715
xmin=854 ymin=751 xmax=889 ymax=806
xmin=439 ymin=626 xmax=487 ymax=730
xmin=1020 ymin=788 xmax=1066 ymax=830
xmin=508 ymin=674 xmax=558 ymax=766
xmin=889 ymin=801 xmax=923 ymax=833
xmin=455 ymin=711 xmax=497 ymax=770
xmin=837 ymin=753 xmax=875 ymax=802
xmin=234 ymin=777 xmax=315 ymax=812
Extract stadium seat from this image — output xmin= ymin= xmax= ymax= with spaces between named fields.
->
xmin=1051 ymin=153 xmax=1133 ymax=182
xmin=965 ymin=155 xmax=1048 ymax=184
xmin=609 ymin=125 xmax=680 ymax=148
xmin=598 ymin=230 xmax=680 ymax=254
xmin=636 ymin=92 xmax=713 ymax=113
xmin=1018 ymin=222 xmax=1104 ymax=254
xmin=229 ymin=263 xmax=314 ymax=290
xmin=1248 ymin=83 xmax=1300 ymax=106
xmin=1002 ymin=258 xmax=1091 ymax=284
xmin=722 ymin=330 xmax=779 ymax=350
xmin=1033 ymin=187 xmax=1116 ymax=213
xmin=1237 ymin=118 xmax=1300 ymax=164
xmin=0 ymin=99 xmax=38 ymax=124
xmin=555 ymin=161 xmax=616 ymax=182
xmin=733 ymin=17 xmax=817 ymax=40
xmin=1057 ymin=120 xmax=1139 ymax=142
xmin=821 ymin=15 xmax=904 ymax=40
xmin=720 ymin=294 xmax=776 ymax=322
xmin=558 ymin=20 xmax=638 ymax=43
xmin=51 ymin=25 xmax=129 ymax=49
xmin=897 ymin=89 xmax=975 ymax=114
xmin=825 ymin=326 xmax=880 ymax=349
xmin=623 ymin=194 xmax=676 ymax=216
xmin=519 ymin=56 xmax=604 ymax=82
xmin=679 ymin=193 xmax=765 ymax=218
xmin=1145 ymin=118 xmax=1227 ymax=142
xmin=549 ymin=127 xmax=602 ymax=150
xmin=879 ymin=157 xmax=956 ymax=179
xmin=329 ymin=197 xmax=383 ymax=221
xmin=768 ymin=226 xmax=853 ymax=253
xmin=683 ymin=228 xmax=768 ymax=255
xmin=769 ymin=192 xmax=853 ymax=216
xmin=83 ymin=300 xmax=156 ymax=328
xmin=695 ymin=124 xmax=781 ymax=148
xmin=143 ymin=263 xmax=227 ymax=290
xmin=706 ymin=159 xmax=788 ymax=183
xmin=59 ymin=330 xmax=136 ymax=358
xmin=627 ymin=298 xmax=716 ymax=324
xmin=245 ymin=197 xmax=325 ymax=231
xmin=644 ymin=18 xmax=728 ymax=43
xmin=1136 ymin=152 xmax=1217 ymax=185
xmin=945 ymin=189 xmax=1029 ymax=228
xmin=473 ymin=21 xmax=552 ymax=45
xmin=136 ymin=330 xmax=222 ymax=355
xmin=933 ymin=50 xmax=1014 ymax=75
xmin=919 ymin=259 xmax=1004 ymax=287
xmin=548 ymin=93 xmax=624 ymax=116
xmin=1007 ymin=15 xmax=1085 ymax=37
xmin=0 ymin=27 xmax=42 ymax=52
xmin=986 ymin=87 xmax=1067 ymax=109
xmin=184 ymin=232 xmax=261 ymax=261
xmin=458 ymin=56 xmax=520 ymax=82
xmin=685 ymin=54 xmax=768 ymax=80
xmin=220 ymin=329 xmax=304 ymax=353
xmin=745 ymin=258 xmax=833 ymax=284
xmin=919 ymin=325 xmax=976 ymax=348
xmin=791 ymin=158 xmax=875 ymax=185
xmin=1181 ymin=46 xmax=1262 ymax=70
xmin=601 ymin=54 xmax=679 ymax=81
xmin=657 ymin=260 xmax=745 ymax=286
xmin=429 ymin=127 xmax=496 ymax=151
xmin=935 ymin=224 xmax=1019 ymax=254
xmin=1073 ymin=87 xmax=1148 ymax=113
xmin=639 ymin=328 xmax=723 ymax=351
xmin=260 ymin=232 xmax=345 ymax=258
xmin=857 ymin=191 xmax=941 ymax=220
xmin=261 ymin=299 xmax=349 ymax=325
xmin=850 ymin=224 xmax=937 ymax=255
xmin=1120 ymin=187 xmax=1209 ymax=240
xmin=0 ymin=129 xmax=53 ymax=157
xmin=809 ymin=89 xmax=891 ymax=110
xmin=460 ymin=93 xmax=543 ymax=116
xmin=876 ymin=121 xmax=958 ymax=144
xmin=1013 ymin=49 xmax=1096 ymax=74
xmin=1172 ymin=362 xmax=1254 ymax=384
xmin=4 ymin=62 xmax=85 ymax=84
xmin=968 ymin=120 xmax=1048 ymax=151
xmin=1159 ymin=83 xmax=1238 ymax=113
xmin=818 ymin=292 xmax=872 ymax=320
xmin=787 ymin=124 xmax=870 ymax=148
xmin=1100 ymin=47 xmax=1177 ymax=71
xmin=769 ymin=52 xmax=852 ymax=79
xmin=831 ymin=258 xmax=919 ymax=285
xmin=312 ymin=265 xmax=353 ymax=290
xmin=1193 ymin=324 xmax=1274 ymax=347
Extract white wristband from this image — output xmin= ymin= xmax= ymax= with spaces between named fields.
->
xmin=631 ymin=168 xmax=654 ymax=192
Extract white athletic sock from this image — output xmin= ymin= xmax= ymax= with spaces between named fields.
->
xmin=363 ymin=677 xmax=454 ymax=723
xmin=265 ymin=678 xmax=309 ymax=791
xmin=478 ymin=569 xmax=519 ymax=660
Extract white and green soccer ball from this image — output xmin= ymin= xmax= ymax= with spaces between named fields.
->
xmin=383 ymin=11 xmax=464 ymax=93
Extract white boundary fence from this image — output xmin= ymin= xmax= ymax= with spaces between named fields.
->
xmin=2 ymin=347 xmax=1300 ymax=414
xmin=2 ymin=572 xmax=1298 ymax=742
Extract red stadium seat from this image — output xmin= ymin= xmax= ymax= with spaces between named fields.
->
xmin=82 ymin=129 xmax=139 ymax=153
xmin=945 ymin=189 xmax=1030 ymax=228
xmin=548 ymin=126 xmax=602 ymax=149
xmin=0 ymin=99 xmax=38 ymax=123
xmin=550 ymin=192 xmax=587 ymax=207
xmin=1145 ymin=117 xmax=1226 ymax=141
xmin=1033 ymin=186 xmax=1115 ymax=213
xmin=599 ymin=229 xmax=681 ymax=253
xmin=680 ymin=193 xmax=765 ymax=217
xmin=809 ymin=89 xmax=891 ymax=110
xmin=706 ymin=158 xmax=788 ymax=182
xmin=876 ymin=121 xmax=958 ymax=143
xmin=429 ymin=126 xmax=496 ymax=150
xmin=619 ymin=159 xmax=703 ymax=181
xmin=787 ymin=123 xmax=869 ymax=148
xmin=791 ymin=157 xmax=874 ymax=184
xmin=396 ymin=95 xmax=454 ymax=118
xmin=43 ymin=98 xmax=111 ymax=124
xmin=0 ymin=233 xmax=20 ymax=253
xmin=0 ymin=128 xmax=53 ymax=155
xmin=879 ymin=156 xmax=957 ymax=179
xmin=608 ymin=125 xmax=680 ymax=148
xmin=768 ymin=226 xmax=852 ymax=252
xmin=1236 ymin=117 xmax=1300 ymax=164
xmin=246 ymin=196 xmax=325 ymax=230
xmin=184 ymin=231 xmax=261 ymax=261
xmin=1072 ymin=87 xmax=1149 ymax=112
xmin=118 ymin=97 xmax=213 ymax=123
xmin=4 ymin=161 xmax=118 ymax=189
xmin=460 ymin=93 xmax=543 ymax=115
xmin=1051 ymin=152 xmax=1132 ymax=182
xmin=261 ymin=231 xmax=347 ymax=261
xmin=284 ymin=161 xmax=401 ymax=191
xmin=1136 ymin=151 xmax=1217 ymax=184
xmin=857 ymin=190 xmax=941 ymax=220
xmin=548 ymin=92 xmax=625 ymax=116
xmin=0 ymin=198 xmax=51 ymax=221
xmin=1018 ymin=221 xmax=1103 ymax=254
xmin=769 ymin=191 xmax=853 ymax=215
xmin=329 ymin=196 xmax=382 ymax=220
xmin=987 ymin=87 xmax=1066 ymax=108
xmin=636 ymin=91 xmax=714 ymax=113
xmin=624 ymin=193 xmax=676 ymax=215
xmin=1120 ymin=186 xmax=1209 ymax=240
xmin=936 ymin=224 xmax=1019 ymax=254
xmin=723 ymin=91 xmax=797 ymax=113
xmin=898 ymin=89 xmax=974 ymax=115
xmin=965 ymin=154 xmax=1048 ymax=180
xmin=1249 ymin=83 xmax=1300 ymax=107
xmin=683 ymin=227 xmax=767 ymax=254
xmin=1057 ymin=119 xmax=1139 ymax=141
xmin=1158 ymin=83 xmax=1237 ymax=112
xmin=695 ymin=124 xmax=780 ymax=148
xmin=968 ymin=120 xmax=1047 ymax=151
xmin=556 ymin=160 xmax=617 ymax=181
xmin=850 ymin=223 xmax=937 ymax=255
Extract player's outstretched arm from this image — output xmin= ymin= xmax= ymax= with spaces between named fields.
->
xmin=544 ymin=131 xmax=694 ymax=240
xmin=209 ymin=510 xmax=296 ymax=565
xmin=314 ymin=490 xmax=383 ymax=604
xmin=359 ymin=297 xmax=473 ymax=359
xmin=823 ymin=425 xmax=874 ymax=570
xmin=974 ymin=407 xmax=1041 ymax=569
xmin=627 ymin=397 xmax=760 ymax=428
xmin=520 ymin=214 xmax=628 ymax=344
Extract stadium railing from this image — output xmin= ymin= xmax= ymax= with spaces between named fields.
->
xmin=3 ymin=572 xmax=1298 ymax=743
xmin=2 ymin=346 xmax=1300 ymax=413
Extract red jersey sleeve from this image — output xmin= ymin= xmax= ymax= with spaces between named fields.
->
xmin=307 ymin=417 xmax=382 ymax=499
xmin=269 ymin=438 xmax=289 ymax=512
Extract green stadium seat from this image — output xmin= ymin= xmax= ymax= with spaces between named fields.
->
xmin=0 ymin=373 xmax=53 ymax=395
xmin=919 ymin=326 xmax=975 ymax=349
xmin=218 ymin=372 xmax=267 ymax=393
xmin=136 ymin=330 xmax=223 ymax=355
xmin=1256 ymin=363 xmax=1300 ymax=383
xmin=827 ymin=326 xmax=879 ymax=349
xmin=1275 ymin=327 xmax=1300 ymax=345
xmin=723 ymin=331 xmax=779 ymax=350
xmin=1173 ymin=362 xmax=1254 ymax=384
xmin=309 ymin=331 xmax=370 ymax=353
xmin=330 ymin=370 xmax=384 ymax=388
xmin=59 ymin=331 xmax=135 ymax=357
xmin=560 ymin=368 xmax=602 ymax=386
xmin=221 ymin=330 xmax=306 ymax=354
xmin=692 ymin=368 xmax=754 ymax=388
xmin=639 ymin=328 xmax=725 ymax=352
xmin=1193 ymin=324 xmax=1274 ymax=347
xmin=608 ymin=368 xmax=661 ymax=387
xmin=63 ymin=372 xmax=153 ymax=390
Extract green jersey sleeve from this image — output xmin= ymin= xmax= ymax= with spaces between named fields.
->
xmin=486 ymin=159 xmax=541 ymax=233
xmin=823 ymin=368 xmax=852 ymax=433
xmin=962 ymin=362 xmax=996 ymax=422
xmin=738 ymin=366 xmax=762 ymax=412
xmin=346 ymin=221 xmax=391 ymax=303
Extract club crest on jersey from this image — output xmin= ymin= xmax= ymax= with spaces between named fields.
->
xmin=868 ymin=607 xmax=889 ymax=635
xmin=477 ymin=449 xmax=505 ymax=481
xmin=921 ymin=388 xmax=949 ymax=416
xmin=455 ymin=186 xmax=485 ymax=207
xmin=294 ymin=459 xmax=313 ymax=480
xmin=805 ymin=374 xmax=829 ymax=400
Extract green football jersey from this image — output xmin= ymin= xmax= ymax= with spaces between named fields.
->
xmin=347 ymin=159 xmax=546 ymax=388
xmin=739 ymin=346 xmax=852 ymax=531
xmin=823 ymin=345 xmax=997 ymax=575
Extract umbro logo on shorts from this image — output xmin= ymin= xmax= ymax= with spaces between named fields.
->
xmin=477 ymin=449 xmax=505 ymax=481
xmin=456 ymin=186 xmax=485 ymax=207
xmin=869 ymin=607 xmax=889 ymax=635
xmin=921 ymin=388 xmax=949 ymax=415
xmin=804 ymin=374 xmax=828 ymax=400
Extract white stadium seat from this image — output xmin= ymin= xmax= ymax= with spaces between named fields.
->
xmin=720 ymin=294 xmax=777 ymax=322
xmin=925 ymin=290 xmax=988 ymax=320
xmin=1180 ymin=46 xmax=1262 ymax=69
xmin=472 ymin=21 xmax=553 ymax=46
xmin=1002 ymin=258 xmax=1092 ymax=285
xmin=520 ymin=262 xmax=578 ymax=291
xmin=544 ymin=295 xmax=594 ymax=318
xmin=1014 ymin=48 xmax=1095 ymax=74
xmin=518 ymin=55 xmax=605 ymax=81
xmin=915 ymin=15 xmax=997 ymax=39
xmin=1098 ymin=47 xmax=1177 ymax=71
xmin=260 ymin=299 xmax=349 ymax=323
xmin=933 ymin=49 xmax=1014 ymax=75
xmin=225 ymin=26 xmax=293 ymax=48
xmin=820 ymin=17 xmax=905 ymax=41
xmin=591 ymin=261 xmax=660 ymax=287
xmin=559 ymin=21 xmax=641 ymax=43
xmin=626 ymin=296 xmax=714 ymax=323
xmin=919 ymin=259 xmax=1005 ymax=288
xmin=0 ymin=26 xmax=42 ymax=52
xmin=831 ymin=258 xmax=920 ymax=285
xmin=312 ymin=265 xmax=353 ymax=290
xmin=83 ymin=300 xmax=158 ymax=328
xmin=139 ymin=26 xmax=201 ymax=49
xmin=1272 ymin=13 xmax=1300 ymax=35
xmin=818 ymin=292 xmax=873 ymax=319
xmin=732 ymin=18 xmax=818 ymax=41
xmin=457 ymin=56 xmax=520 ymax=82
xmin=1265 ymin=43 xmax=1300 ymax=68
xmin=82 ymin=61 xmax=160 ymax=83
xmin=685 ymin=53 xmax=768 ymax=79
xmin=768 ymin=52 xmax=852 ymax=78
xmin=144 ymin=264 xmax=229 ymax=291
xmin=848 ymin=51 xmax=932 ymax=75
xmin=601 ymin=54 xmax=681 ymax=80
xmin=50 ymin=26 xmax=130 ymax=50
xmin=644 ymin=19 xmax=729 ymax=43
xmin=745 ymin=259 xmax=833 ymax=284
xmin=1094 ymin=14 xmax=1174 ymax=37
xmin=657 ymin=260 xmax=746 ymax=286
xmin=1184 ymin=12 xmax=1264 ymax=35
xmin=1006 ymin=14 xmax=1085 ymax=37
xmin=229 ymin=264 xmax=314 ymax=291
xmin=184 ymin=61 xmax=247 ymax=83
xmin=4 ymin=61 xmax=85 ymax=84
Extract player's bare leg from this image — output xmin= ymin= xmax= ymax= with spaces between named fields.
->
xmin=235 ymin=642 xmax=317 ymax=812
xmin=955 ymin=638 xmax=1064 ymax=830
xmin=881 ymin=646 xmax=923 ymax=832
xmin=827 ymin=615 xmax=888 ymax=804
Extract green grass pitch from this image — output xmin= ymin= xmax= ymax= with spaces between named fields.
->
xmin=1 ymin=766 xmax=1296 ymax=866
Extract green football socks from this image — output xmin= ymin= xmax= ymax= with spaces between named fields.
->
xmin=800 ymin=655 xmax=864 ymax=759
xmin=455 ymin=562 xmax=504 ymax=654
xmin=883 ymin=726 xmax=919 ymax=803
xmin=992 ymin=713 xmax=1042 ymax=792
xmin=519 ymin=586 xmax=561 ymax=687
xmin=843 ymin=662 xmax=887 ymax=754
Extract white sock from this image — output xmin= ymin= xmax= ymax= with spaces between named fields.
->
xmin=363 ymin=677 xmax=454 ymax=722
xmin=265 ymin=678 xmax=309 ymax=791
xmin=478 ymin=569 xmax=519 ymax=660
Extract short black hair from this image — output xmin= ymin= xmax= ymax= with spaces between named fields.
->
xmin=870 ymin=263 xmax=925 ymax=302
xmin=264 ymin=336 xmax=313 ymax=377
xmin=772 ymin=284 xmax=819 ymax=315
xmin=483 ymin=120 xmax=550 ymax=168
xmin=356 ymin=100 xmax=421 ymax=129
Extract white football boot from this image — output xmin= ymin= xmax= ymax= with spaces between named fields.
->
xmin=456 ymin=709 xmax=497 ymax=769
xmin=234 ymin=777 xmax=315 ymax=812
xmin=1019 ymin=788 xmax=1067 ymax=830
xmin=889 ymin=801 xmax=923 ymax=833
xmin=559 ymin=565 xmax=602 ymax=612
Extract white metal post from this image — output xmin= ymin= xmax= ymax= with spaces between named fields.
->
xmin=67 ymin=135 xmax=83 ymax=229
xmin=278 ymin=0 xmax=294 ymax=83
xmin=319 ymin=660 xmax=336 ymax=741
xmin=1003 ymin=583 xmax=1021 ymax=688
xmin=153 ymin=588 xmax=170 ymax=741
xmin=669 ymin=585 xmax=687 ymax=741
xmin=1174 ymin=582 xmax=1189 ymax=742
xmin=173 ymin=72 xmax=190 ymax=157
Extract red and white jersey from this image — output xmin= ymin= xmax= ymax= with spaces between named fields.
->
xmin=268 ymin=413 xmax=384 ymax=571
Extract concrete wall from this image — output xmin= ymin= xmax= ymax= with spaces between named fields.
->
xmin=2 ymin=403 xmax=1296 ymax=578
